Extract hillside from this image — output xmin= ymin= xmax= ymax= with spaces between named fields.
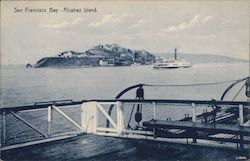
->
xmin=155 ymin=53 xmax=248 ymax=63
xmin=34 ymin=44 xmax=156 ymax=68
xmin=85 ymin=43 xmax=155 ymax=64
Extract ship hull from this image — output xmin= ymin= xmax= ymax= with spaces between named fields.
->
xmin=153 ymin=64 xmax=192 ymax=69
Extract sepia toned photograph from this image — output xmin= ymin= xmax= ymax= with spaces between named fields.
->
xmin=0 ymin=0 xmax=249 ymax=160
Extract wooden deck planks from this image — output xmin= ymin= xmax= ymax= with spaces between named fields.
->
xmin=1 ymin=134 xmax=246 ymax=161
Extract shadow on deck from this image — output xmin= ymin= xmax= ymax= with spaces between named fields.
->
xmin=1 ymin=134 xmax=248 ymax=161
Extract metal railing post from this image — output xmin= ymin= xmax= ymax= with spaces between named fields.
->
xmin=153 ymin=101 xmax=157 ymax=138
xmin=239 ymin=104 xmax=244 ymax=149
xmin=192 ymin=103 xmax=196 ymax=123
xmin=239 ymin=104 xmax=244 ymax=126
xmin=153 ymin=102 xmax=156 ymax=120
xmin=117 ymin=101 xmax=124 ymax=135
xmin=48 ymin=106 xmax=52 ymax=137
xmin=192 ymin=103 xmax=197 ymax=143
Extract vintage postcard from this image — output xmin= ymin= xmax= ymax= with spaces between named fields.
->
xmin=1 ymin=0 xmax=249 ymax=160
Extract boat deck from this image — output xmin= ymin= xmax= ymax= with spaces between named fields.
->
xmin=1 ymin=134 xmax=246 ymax=161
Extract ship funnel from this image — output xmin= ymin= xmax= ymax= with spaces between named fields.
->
xmin=174 ymin=48 xmax=177 ymax=60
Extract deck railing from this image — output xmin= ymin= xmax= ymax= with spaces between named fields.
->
xmin=0 ymin=99 xmax=249 ymax=151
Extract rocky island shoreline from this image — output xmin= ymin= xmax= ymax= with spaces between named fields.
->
xmin=34 ymin=44 xmax=156 ymax=68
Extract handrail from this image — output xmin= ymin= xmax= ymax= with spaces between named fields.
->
xmin=1 ymin=99 xmax=249 ymax=112
xmin=34 ymin=99 xmax=74 ymax=106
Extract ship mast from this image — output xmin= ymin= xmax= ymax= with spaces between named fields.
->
xmin=174 ymin=48 xmax=177 ymax=60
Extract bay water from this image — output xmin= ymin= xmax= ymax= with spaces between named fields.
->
xmin=1 ymin=62 xmax=249 ymax=108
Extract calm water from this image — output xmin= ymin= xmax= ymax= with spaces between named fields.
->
xmin=0 ymin=62 xmax=249 ymax=107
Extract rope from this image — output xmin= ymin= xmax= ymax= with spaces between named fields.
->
xmin=127 ymin=104 xmax=135 ymax=129
xmin=144 ymin=78 xmax=244 ymax=87
xmin=127 ymin=96 xmax=137 ymax=129
xmin=232 ymin=84 xmax=245 ymax=101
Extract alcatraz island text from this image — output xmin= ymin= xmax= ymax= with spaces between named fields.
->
xmin=14 ymin=7 xmax=97 ymax=13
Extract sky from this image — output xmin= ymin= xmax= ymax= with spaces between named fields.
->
xmin=1 ymin=1 xmax=249 ymax=65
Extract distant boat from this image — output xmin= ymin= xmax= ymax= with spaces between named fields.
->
xmin=153 ymin=49 xmax=192 ymax=69
xmin=26 ymin=63 xmax=32 ymax=68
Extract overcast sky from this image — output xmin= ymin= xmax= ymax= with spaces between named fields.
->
xmin=1 ymin=1 xmax=249 ymax=64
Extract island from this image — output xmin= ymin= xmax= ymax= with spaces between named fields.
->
xmin=34 ymin=44 xmax=156 ymax=68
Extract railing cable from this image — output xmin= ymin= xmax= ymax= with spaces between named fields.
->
xmin=144 ymin=78 xmax=244 ymax=87
xmin=232 ymin=84 xmax=245 ymax=101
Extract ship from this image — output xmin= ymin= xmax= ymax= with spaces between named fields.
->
xmin=153 ymin=49 xmax=192 ymax=69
